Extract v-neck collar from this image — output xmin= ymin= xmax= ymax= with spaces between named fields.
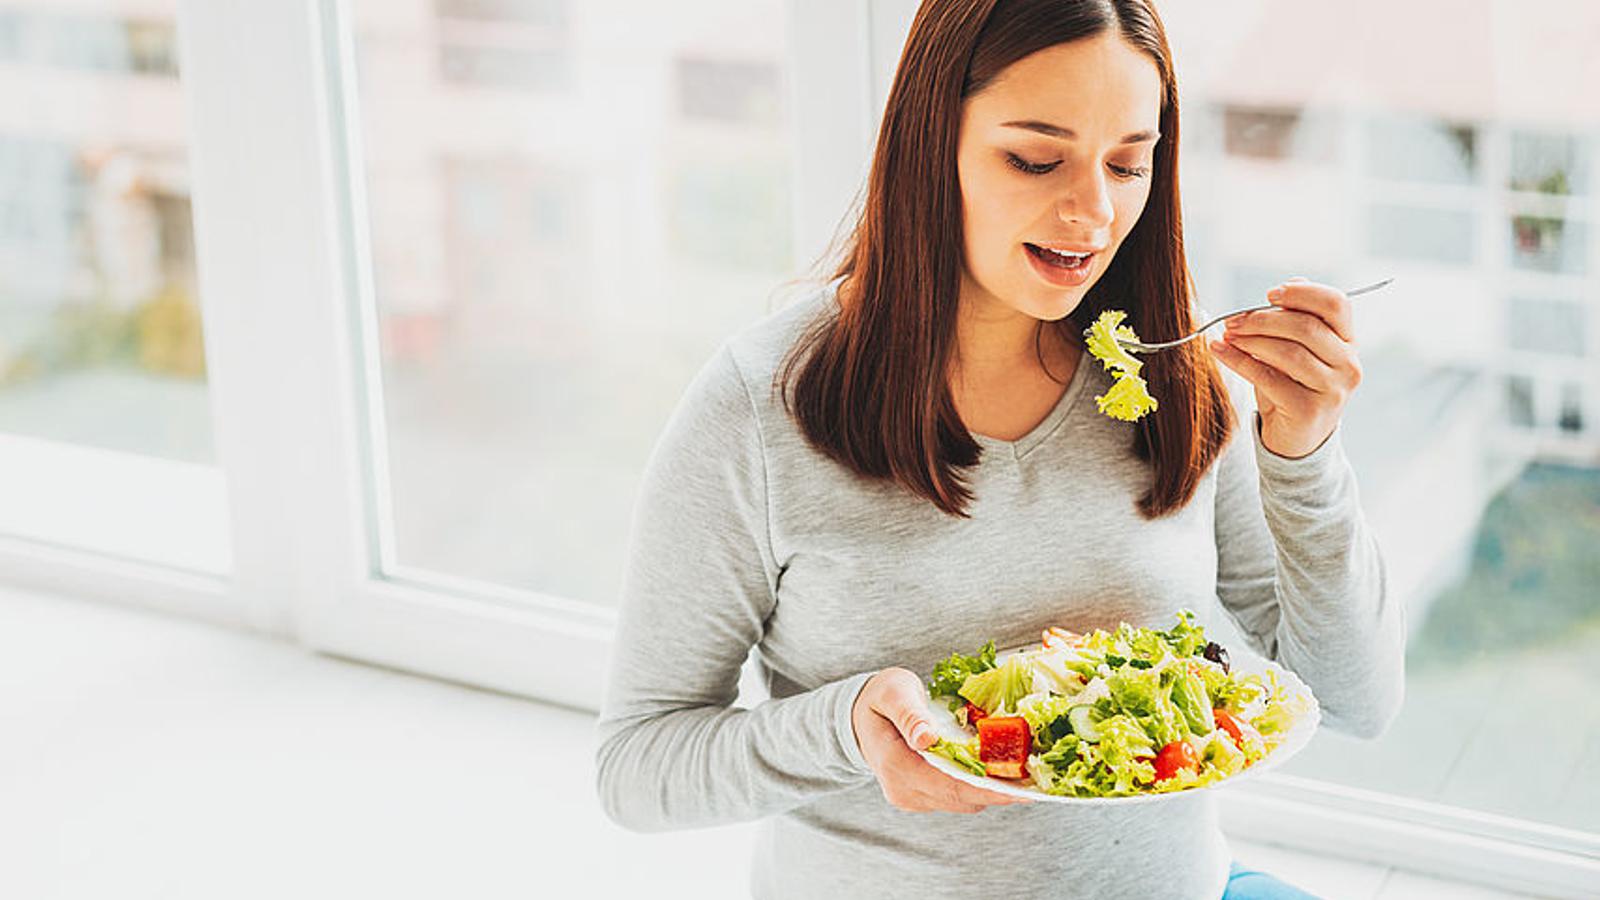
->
xmin=969 ymin=351 xmax=1091 ymax=462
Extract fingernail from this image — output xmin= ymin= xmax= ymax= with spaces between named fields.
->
xmin=1208 ymin=339 xmax=1227 ymax=354
xmin=1268 ymin=287 xmax=1285 ymax=301
xmin=911 ymin=725 xmax=931 ymax=746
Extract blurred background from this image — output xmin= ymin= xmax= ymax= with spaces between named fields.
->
xmin=1 ymin=0 xmax=1595 ymax=897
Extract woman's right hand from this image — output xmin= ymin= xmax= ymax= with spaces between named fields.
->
xmin=850 ymin=667 xmax=1034 ymax=813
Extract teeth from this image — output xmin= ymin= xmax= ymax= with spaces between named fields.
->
xmin=1035 ymin=245 xmax=1088 ymax=262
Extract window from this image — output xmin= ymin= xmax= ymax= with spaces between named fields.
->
xmin=677 ymin=57 xmax=782 ymax=127
xmin=1506 ymin=374 xmax=1537 ymax=428
xmin=1223 ymin=106 xmax=1299 ymax=159
xmin=1226 ymin=266 xmax=1337 ymax=314
xmin=1509 ymin=215 xmax=1588 ymax=275
xmin=1366 ymin=114 xmax=1478 ymax=185
xmin=1219 ymin=105 xmax=1337 ymax=163
xmin=435 ymin=0 xmax=566 ymax=26
xmin=1366 ymin=204 xmax=1476 ymax=265
xmin=433 ymin=0 xmax=571 ymax=90
xmin=1164 ymin=2 xmax=1600 ymax=886
xmin=344 ymin=0 xmax=797 ymax=606
xmin=1558 ymin=383 xmax=1584 ymax=433
xmin=1507 ymin=297 xmax=1586 ymax=357
xmin=0 ymin=9 xmax=178 ymax=75
xmin=1510 ymin=131 xmax=1590 ymax=196
xmin=0 ymin=1 xmax=224 ymax=574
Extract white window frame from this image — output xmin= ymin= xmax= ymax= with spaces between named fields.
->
xmin=0 ymin=0 xmax=876 ymax=698
xmin=1 ymin=1 xmax=1594 ymax=895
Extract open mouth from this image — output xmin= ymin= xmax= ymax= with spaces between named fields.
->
xmin=1024 ymin=243 xmax=1095 ymax=279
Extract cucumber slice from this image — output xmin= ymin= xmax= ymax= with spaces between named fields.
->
xmin=1067 ymin=704 xmax=1101 ymax=742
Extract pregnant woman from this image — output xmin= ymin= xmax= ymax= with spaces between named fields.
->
xmin=595 ymin=1 xmax=1404 ymax=897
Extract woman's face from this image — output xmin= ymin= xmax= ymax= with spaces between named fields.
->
xmin=956 ymin=33 xmax=1163 ymax=323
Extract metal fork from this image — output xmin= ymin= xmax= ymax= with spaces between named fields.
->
xmin=1112 ymin=277 xmax=1395 ymax=353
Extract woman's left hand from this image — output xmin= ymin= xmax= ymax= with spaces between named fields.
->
xmin=1208 ymin=277 xmax=1362 ymax=459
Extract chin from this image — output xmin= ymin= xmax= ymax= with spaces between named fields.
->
xmin=1027 ymin=281 xmax=1090 ymax=321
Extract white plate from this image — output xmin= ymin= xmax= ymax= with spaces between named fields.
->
xmin=916 ymin=643 xmax=1321 ymax=805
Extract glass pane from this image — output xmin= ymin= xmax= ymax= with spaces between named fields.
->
xmin=1366 ymin=113 xmax=1478 ymax=185
xmin=1168 ymin=3 xmax=1600 ymax=835
xmin=0 ymin=2 xmax=223 ymax=573
xmin=0 ymin=4 xmax=209 ymax=462
xmin=1509 ymin=215 xmax=1588 ymax=275
xmin=345 ymin=1 xmax=794 ymax=605
xmin=1219 ymin=105 xmax=1338 ymax=164
xmin=1557 ymin=383 xmax=1583 ymax=433
xmin=1366 ymin=204 xmax=1475 ymax=265
xmin=1507 ymin=297 xmax=1586 ymax=358
xmin=1505 ymin=374 xmax=1536 ymax=428
xmin=1510 ymin=130 xmax=1590 ymax=196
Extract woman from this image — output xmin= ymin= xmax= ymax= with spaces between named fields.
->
xmin=595 ymin=1 xmax=1405 ymax=897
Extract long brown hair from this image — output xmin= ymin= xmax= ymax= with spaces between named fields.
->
xmin=778 ymin=0 xmax=1233 ymax=519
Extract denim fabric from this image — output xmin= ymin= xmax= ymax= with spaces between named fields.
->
xmin=1222 ymin=862 xmax=1323 ymax=899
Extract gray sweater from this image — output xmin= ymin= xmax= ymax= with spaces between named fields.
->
xmin=594 ymin=277 xmax=1405 ymax=899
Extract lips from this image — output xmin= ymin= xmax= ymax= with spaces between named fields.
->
xmin=1026 ymin=243 xmax=1098 ymax=263
xmin=1024 ymin=242 xmax=1097 ymax=287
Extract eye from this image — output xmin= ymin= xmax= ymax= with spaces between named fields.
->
xmin=1109 ymin=162 xmax=1152 ymax=181
xmin=1005 ymin=152 xmax=1059 ymax=176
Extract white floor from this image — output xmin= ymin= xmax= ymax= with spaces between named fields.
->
xmin=0 ymin=584 xmax=1550 ymax=900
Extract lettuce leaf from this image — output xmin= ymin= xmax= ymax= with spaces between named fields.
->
xmin=927 ymin=738 xmax=987 ymax=777
xmin=1017 ymin=692 xmax=1080 ymax=746
xmin=1050 ymin=715 xmax=1158 ymax=796
xmin=1106 ymin=667 xmax=1187 ymax=747
xmin=926 ymin=640 xmax=997 ymax=712
xmin=1169 ymin=666 xmax=1216 ymax=737
xmin=1095 ymin=372 xmax=1159 ymax=422
xmin=1159 ymin=608 xmax=1209 ymax=657
xmin=1085 ymin=309 xmax=1145 ymax=376
xmin=1084 ymin=309 xmax=1158 ymax=422
xmin=958 ymin=652 xmax=1033 ymax=716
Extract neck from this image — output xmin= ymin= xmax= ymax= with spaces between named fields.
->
xmin=949 ymin=279 xmax=1076 ymax=384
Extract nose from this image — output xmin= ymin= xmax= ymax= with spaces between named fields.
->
xmin=1055 ymin=165 xmax=1114 ymax=233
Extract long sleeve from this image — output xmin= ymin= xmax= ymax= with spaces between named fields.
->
xmin=593 ymin=343 xmax=877 ymax=834
xmin=1212 ymin=391 xmax=1407 ymax=739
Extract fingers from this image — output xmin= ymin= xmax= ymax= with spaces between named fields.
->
xmin=1209 ymin=336 xmax=1305 ymax=411
xmin=865 ymin=667 xmax=1033 ymax=813
xmin=1221 ymin=282 xmax=1363 ymax=400
xmin=884 ymin=750 xmax=1030 ymax=812
xmin=1219 ymin=333 xmax=1338 ymax=394
xmin=868 ymin=667 xmax=937 ymax=750
xmin=943 ymin=775 xmax=1028 ymax=807
xmin=1268 ymin=277 xmax=1354 ymax=341
xmin=1225 ymin=308 xmax=1352 ymax=373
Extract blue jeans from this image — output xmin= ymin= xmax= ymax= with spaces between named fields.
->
xmin=1222 ymin=861 xmax=1322 ymax=899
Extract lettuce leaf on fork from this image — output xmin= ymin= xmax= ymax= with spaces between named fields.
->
xmin=1084 ymin=309 xmax=1159 ymax=422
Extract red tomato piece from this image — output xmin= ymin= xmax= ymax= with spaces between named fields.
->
xmin=1212 ymin=707 xmax=1262 ymax=749
xmin=977 ymin=716 xmax=1031 ymax=780
xmin=1213 ymin=708 xmax=1244 ymax=743
xmin=1152 ymin=740 xmax=1200 ymax=782
xmin=963 ymin=701 xmax=988 ymax=726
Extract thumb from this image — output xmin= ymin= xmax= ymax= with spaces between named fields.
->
xmin=873 ymin=668 xmax=937 ymax=750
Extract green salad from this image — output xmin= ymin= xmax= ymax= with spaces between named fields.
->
xmin=924 ymin=610 xmax=1313 ymax=798
xmin=1083 ymin=309 xmax=1158 ymax=422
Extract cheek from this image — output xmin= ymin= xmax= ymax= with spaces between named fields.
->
xmin=964 ymin=179 xmax=1018 ymax=253
xmin=1111 ymin=184 xmax=1154 ymax=245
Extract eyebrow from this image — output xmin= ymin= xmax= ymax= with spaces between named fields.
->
xmin=1001 ymin=120 xmax=1160 ymax=144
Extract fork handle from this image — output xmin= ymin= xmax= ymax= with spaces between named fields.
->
xmin=1206 ymin=277 xmax=1393 ymax=333
xmin=1138 ymin=278 xmax=1394 ymax=350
